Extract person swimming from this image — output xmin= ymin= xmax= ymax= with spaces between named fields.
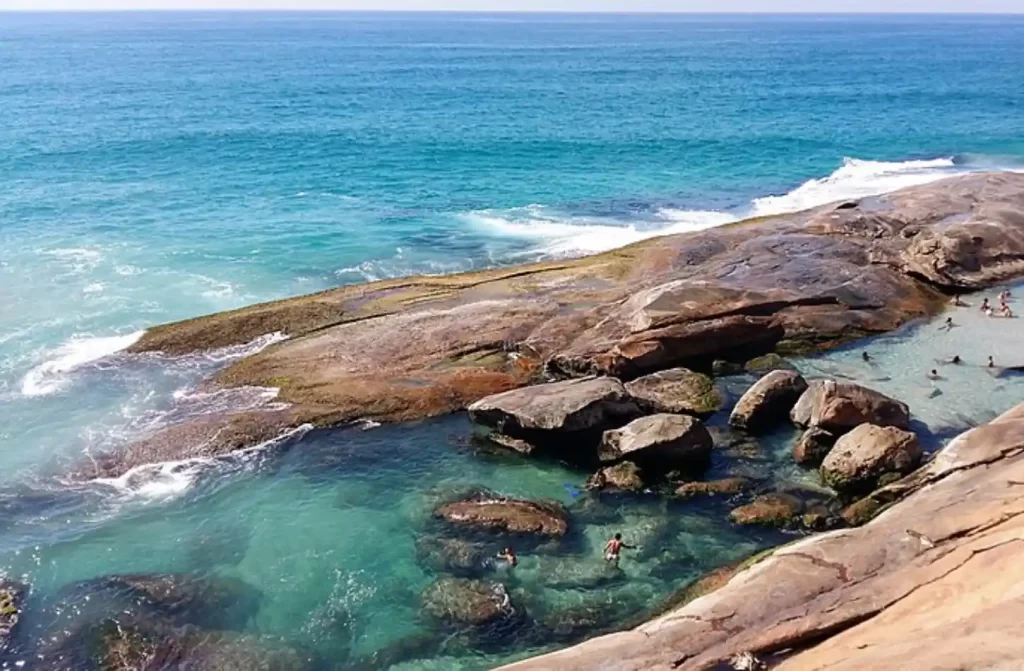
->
xmin=603 ymin=533 xmax=635 ymax=565
xmin=941 ymin=317 xmax=954 ymax=331
xmin=1002 ymin=304 xmax=1014 ymax=318
xmin=861 ymin=351 xmax=871 ymax=362
xmin=951 ymin=295 xmax=963 ymax=306
xmin=496 ymin=546 xmax=517 ymax=568
xmin=951 ymin=355 xmax=961 ymax=365
xmin=981 ymin=298 xmax=991 ymax=312
xmin=928 ymin=369 xmax=941 ymax=380
xmin=989 ymin=356 xmax=996 ymax=368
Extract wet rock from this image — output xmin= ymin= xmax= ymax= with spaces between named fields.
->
xmin=675 ymin=477 xmax=752 ymax=499
xmin=791 ymin=380 xmax=910 ymax=434
xmin=534 ymin=556 xmax=626 ymax=591
xmin=587 ymin=461 xmax=645 ymax=492
xmin=598 ymin=414 xmax=713 ymax=473
xmin=624 ymin=368 xmax=724 ymax=416
xmin=0 ymin=579 xmax=25 ymax=648
xmin=541 ymin=603 xmax=619 ymax=642
xmin=468 ymin=377 xmax=641 ymax=457
xmin=729 ymin=493 xmax=804 ymax=528
xmin=801 ymin=504 xmax=841 ymax=531
xmin=792 ymin=427 xmax=837 ymax=467
xmin=434 ymin=493 xmax=569 ymax=537
xmin=744 ymin=354 xmax=796 ymax=374
xmin=415 ymin=537 xmax=489 ymax=576
xmin=840 ymin=496 xmax=887 ymax=527
xmin=65 ymin=573 xmax=262 ymax=631
xmin=821 ymin=424 xmax=923 ymax=497
xmin=421 ymin=578 xmax=517 ymax=627
xmin=712 ymin=360 xmax=745 ymax=377
xmin=730 ymin=370 xmax=809 ymax=433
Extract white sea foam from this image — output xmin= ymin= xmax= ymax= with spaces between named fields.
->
xmin=43 ymin=247 xmax=104 ymax=274
xmin=89 ymin=423 xmax=313 ymax=501
xmin=748 ymin=157 xmax=959 ymax=217
xmin=463 ymin=156 xmax=988 ymax=257
xmin=21 ymin=331 xmax=145 ymax=397
xmin=82 ymin=283 xmax=105 ymax=294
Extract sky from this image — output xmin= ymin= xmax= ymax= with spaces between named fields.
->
xmin=0 ymin=0 xmax=1021 ymax=11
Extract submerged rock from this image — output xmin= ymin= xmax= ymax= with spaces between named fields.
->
xmin=792 ymin=427 xmax=837 ymax=467
xmin=420 ymin=578 xmax=517 ymax=627
xmin=468 ymin=377 xmax=641 ymax=457
xmin=434 ymin=493 xmax=569 ymax=537
xmin=729 ymin=493 xmax=804 ymax=528
xmin=791 ymin=380 xmax=910 ymax=434
xmin=821 ymin=424 xmax=923 ymax=497
xmin=624 ymin=368 xmax=724 ymax=416
xmin=415 ymin=537 xmax=489 ymax=576
xmin=743 ymin=354 xmax=796 ymax=374
xmin=598 ymin=414 xmax=713 ymax=472
xmin=729 ymin=370 xmax=808 ymax=433
xmin=675 ymin=477 xmax=751 ymax=499
xmin=587 ymin=461 xmax=645 ymax=492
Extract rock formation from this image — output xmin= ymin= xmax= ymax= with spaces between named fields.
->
xmin=729 ymin=370 xmax=808 ymax=433
xmin=598 ymin=414 xmax=713 ymax=470
xmin=496 ymin=401 xmax=1024 ymax=671
xmin=433 ymin=493 xmax=569 ymax=537
xmin=820 ymin=423 xmax=923 ymax=497
xmin=791 ymin=379 xmax=909 ymax=433
xmin=623 ymin=368 xmax=723 ymax=416
xmin=90 ymin=173 xmax=1024 ymax=476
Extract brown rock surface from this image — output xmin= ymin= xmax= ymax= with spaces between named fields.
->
xmin=675 ymin=477 xmax=751 ymax=499
xmin=434 ymin=494 xmax=569 ymax=537
xmin=420 ymin=577 xmax=516 ymax=627
xmin=791 ymin=427 xmax=836 ymax=466
xmin=101 ymin=173 xmax=1024 ymax=474
xmin=495 ymin=401 xmax=1024 ymax=671
xmin=587 ymin=461 xmax=645 ymax=492
xmin=728 ymin=493 xmax=804 ymax=527
xmin=790 ymin=379 xmax=910 ymax=433
xmin=623 ymin=368 xmax=723 ymax=416
xmin=729 ymin=370 xmax=808 ymax=433
xmin=598 ymin=414 xmax=713 ymax=470
xmin=821 ymin=423 xmax=923 ymax=496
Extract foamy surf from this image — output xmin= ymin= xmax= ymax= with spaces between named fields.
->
xmin=464 ymin=156 xmax=988 ymax=258
xmin=20 ymin=331 xmax=145 ymax=397
xmin=88 ymin=423 xmax=313 ymax=502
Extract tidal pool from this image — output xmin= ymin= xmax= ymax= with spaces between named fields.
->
xmin=0 ymin=289 xmax=1022 ymax=670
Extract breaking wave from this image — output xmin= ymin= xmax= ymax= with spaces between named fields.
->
xmin=21 ymin=331 xmax=145 ymax=397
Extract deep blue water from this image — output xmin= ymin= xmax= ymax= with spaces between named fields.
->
xmin=0 ymin=11 xmax=1023 ymax=670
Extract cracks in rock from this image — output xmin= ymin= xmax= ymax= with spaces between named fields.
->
xmin=783 ymin=552 xmax=851 ymax=582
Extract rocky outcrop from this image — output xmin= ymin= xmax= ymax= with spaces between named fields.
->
xmin=791 ymin=427 xmax=836 ymax=466
xmin=743 ymin=353 xmax=796 ymax=374
xmin=728 ymin=493 xmax=804 ymax=528
xmin=420 ymin=578 xmax=517 ymax=627
xmin=93 ymin=173 xmax=1024 ymax=476
xmin=598 ymin=414 xmax=713 ymax=471
xmin=434 ymin=493 xmax=569 ymax=537
xmin=790 ymin=380 xmax=909 ymax=434
xmin=496 ymin=401 xmax=1024 ymax=671
xmin=821 ymin=424 xmax=923 ymax=497
xmin=415 ymin=537 xmax=488 ymax=576
xmin=729 ymin=370 xmax=808 ymax=433
xmin=467 ymin=377 xmax=640 ymax=457
xmin=675 ymin=477 xmax=751 ymax=499
xmin=623 ymin=368 xmax=723 ymax=416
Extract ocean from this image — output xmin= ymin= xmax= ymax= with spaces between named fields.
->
xmin=1 ymin=11 xmax=1023 ymax=669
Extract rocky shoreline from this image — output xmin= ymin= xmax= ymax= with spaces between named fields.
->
xmin=49 ymin=172 xmax=1024 ymax=668
xmin=84 ymin=171 xmax=1024 ymax=478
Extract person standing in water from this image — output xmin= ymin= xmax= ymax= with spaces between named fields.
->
xmin=603 ymin=533 xmax=636 ymax=565
xmin=496 ymin=546 xmax=517 ymax=568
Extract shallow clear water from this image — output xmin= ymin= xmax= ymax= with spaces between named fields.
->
xmin=2 ymin=11 xmax=1024 ymax=669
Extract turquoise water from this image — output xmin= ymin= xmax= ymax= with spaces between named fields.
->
xmin=2 ymin=11 xmax=1024 ymax=669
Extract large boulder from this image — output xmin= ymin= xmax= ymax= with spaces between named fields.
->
xmin=623 ymin=368 xmax=723 ymax=416
xmin=729 ymin=370 xmax=809 ymax=433
xmin=792 ymin=427 xmax=837 ymax=467
xmin=467 ymin=377 xmax=641 ymax=456
xmin=598 ymin=414 xmax=713 ymax=473
xmin=821 ymin=424 xmax=923 ymax=496
xmin=791 ymin=380 xmax=910 ymax=434
xmin=434 ymin=493 xmax=569 ymax=537
xmin=421 ymin=578 xmax=518 ymax=627
xmin=729 ymin=493 xmax=804 ymax=528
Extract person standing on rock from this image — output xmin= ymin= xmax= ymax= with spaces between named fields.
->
xmin=604 ymin=533 xmax=635 ymax=565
